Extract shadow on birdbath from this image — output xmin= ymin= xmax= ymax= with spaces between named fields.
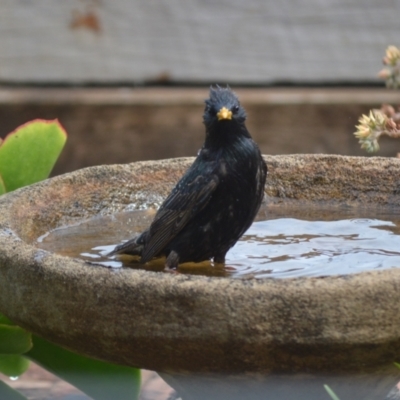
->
xmin=1 ymin=154 xmax=400 ymax=400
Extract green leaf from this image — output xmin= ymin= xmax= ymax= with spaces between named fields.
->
xmin=394 ymin=361 xmax=400 ymax=369
xmin=0 ymin=324 xmax=32 ymax=354
xmin=0 ymin=313 xmax=14 ymax=325
xmin=324 ymin=384 xmax=341 ymax=400
xmin=0 ymin=119 xmax=67 ymax=192
xmin=0 ymin=174 xmax=5 ymax=195
xmin=0 ymin=355 xmax=30 ymax=377
xmin=27 ymin=336 xmax=141 ymax=400
xmin=0 ymin=380 xmax=28 ymax=400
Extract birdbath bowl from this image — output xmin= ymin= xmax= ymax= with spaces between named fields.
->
xmin=1 ymin=154 xmax=400 ymax=400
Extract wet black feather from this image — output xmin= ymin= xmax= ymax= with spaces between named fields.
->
xmin=110 ymin=86 xmax=267 ymax=269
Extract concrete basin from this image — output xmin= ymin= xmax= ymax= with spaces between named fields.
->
xmin=1 ymin=154 xmax=400 ymax=399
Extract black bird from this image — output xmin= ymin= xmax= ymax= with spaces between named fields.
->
xmin=109 ymin=86 xmax=267 ymax=269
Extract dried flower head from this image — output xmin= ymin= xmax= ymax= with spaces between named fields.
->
xmin=383 ymin=46 xmax=400 ymax=66
xmin=354 ymin=110 xmax=388 ymax=152
xmin=356 ymin=46 xmax=400 ymax=153
xmin=380 ymin=46 xmax=400 ymax=88
xmin=355 ymin=107 xmax=400 ymax=153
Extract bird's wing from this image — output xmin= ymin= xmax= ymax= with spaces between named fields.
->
xmin=140 ymin=173 xmax=219 ymax=262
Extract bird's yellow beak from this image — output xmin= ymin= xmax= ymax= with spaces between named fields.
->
xmin=217 ymin=107 xmax=232 ymax=121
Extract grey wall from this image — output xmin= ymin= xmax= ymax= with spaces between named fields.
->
xmin=1 ymin=0 xmax=399 ymax=84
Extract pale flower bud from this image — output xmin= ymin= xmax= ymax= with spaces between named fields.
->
xmin=385 ymin=45 xmax=400 ymax=65
xmin=378 ymin=68 xmax=391 ymax=79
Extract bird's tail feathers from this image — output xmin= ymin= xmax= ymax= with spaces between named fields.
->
xmin=108 ymin=235 xmax=143 ymax=257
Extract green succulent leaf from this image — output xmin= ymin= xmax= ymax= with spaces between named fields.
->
xmin=27 ymin=336 xmax=141 ymax=400
xmin=0 ymin=380 xmax=28 ymax=400
xmin=0 ymin=119 xmax=67 ymax=192
xmin=0 ymin=174 xmax=5 ymax=195
xmin=0 ymin=313 xmax=14 ymax=325
xmin=0 ymin=354 xmax=30 ymax=377
xmin=324 ymin=384 xmax=341 ymax=400
xmin=0 ymin=324 xmax=32 ymax=354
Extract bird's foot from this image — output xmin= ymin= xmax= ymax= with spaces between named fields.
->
xmin=164 ymin=268 xmax=180 ymax=275
xmin=165 ymin=250 xmax=180 ymax=270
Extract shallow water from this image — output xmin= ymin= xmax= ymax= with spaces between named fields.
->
xmin=36 ymin=205 xmax=400 ymax=279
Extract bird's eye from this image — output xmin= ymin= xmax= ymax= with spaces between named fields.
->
xmin=232 ymin=105 xmax=240 ymax=113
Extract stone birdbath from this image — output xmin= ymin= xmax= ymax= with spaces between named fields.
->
xmin=1 ymin=154 xmax=400 ymax=400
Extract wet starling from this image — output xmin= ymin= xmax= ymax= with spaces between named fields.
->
xmin=110 ymin=86 xmax=267 ymax=269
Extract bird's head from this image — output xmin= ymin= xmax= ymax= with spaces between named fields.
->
xmin=203 ymin=86 xmax=247 ymax=129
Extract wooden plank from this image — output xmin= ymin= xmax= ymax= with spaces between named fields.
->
xmin=0 ymin=0 xmax=399 ymax=84
xmin=0 ymin=88 xmax=396 ymax=177
xmin=0 ymin=87 xmax=398 ymax=105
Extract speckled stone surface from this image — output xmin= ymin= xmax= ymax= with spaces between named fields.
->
xmin=1 ymin=155 xmax=400 ymax=374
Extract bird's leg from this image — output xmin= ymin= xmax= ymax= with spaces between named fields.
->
xmin=214 ymin=252 xmax=237 ymax=272
xmin=165 ymin=250 xmax=180 ymax=270
xmin=213 ymin=251 xmax=227 ymax=264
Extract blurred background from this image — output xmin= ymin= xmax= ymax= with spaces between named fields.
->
xmin=1 ymin=0 xmax=400 ymax=176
